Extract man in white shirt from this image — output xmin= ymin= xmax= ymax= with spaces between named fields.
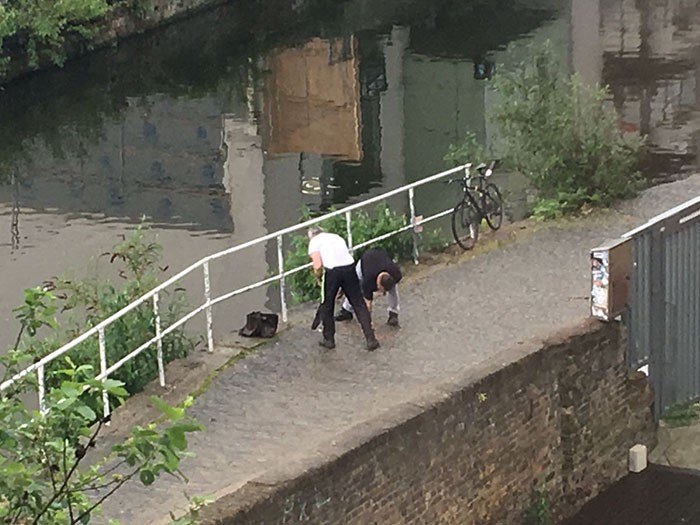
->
xmin=308 ymin=227 xmax=379 ymax=351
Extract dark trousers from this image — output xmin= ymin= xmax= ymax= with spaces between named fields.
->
xmin=321 ymin=264 xmax=375 ymax=343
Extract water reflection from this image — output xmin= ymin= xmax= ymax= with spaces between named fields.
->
xmin=602 ymin=0 xmax=700 ymax=181
xmin=260 ymin=34 xmax=388 ymax=213
xmin=7 ymin=0 xmax=700 ymax=347
xmin=0 ymin=0 xmax=563 ymax=348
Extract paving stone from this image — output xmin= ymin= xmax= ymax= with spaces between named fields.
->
xmin=100 ymin=174 xmax=700 ymax=524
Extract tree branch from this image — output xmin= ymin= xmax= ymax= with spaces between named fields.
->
xmin=63 ymin=439 xmax=76 ymax=524
xmin=68 ymin=458 xmax=127 ymax=494
xmin=72 ymin=468 xmax=140 ymax=524
xmin=73 ymin=440 xmax=165 ymax=524
xmin=13 ymin=324 xmax=25 ymax=353
xmin=32 ymin=418 xmax=104 ymax=524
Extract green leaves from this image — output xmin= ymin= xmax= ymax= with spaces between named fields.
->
xmin=0 ymin=0 xmax=111 ymax=73
xmin=151 ymin=396 xmax=185 ymax=421
xmin=13 ymin=286 xmax=58 ymax=337
xmin=444 ymin=130 xmax=490 ymax=166
xmin=139 ymin=468 xmax=155 ymax=485
xmin=0 ymin=370 xmax=201 ymax=523
xmin=284 ymin=204 xmax=413 ymax=304
xmin=446 ymin=40 xmax=645 ymax=219
xmin=0 ymin=225 xmax=201 ymax=524
xmin=27 ymin=225 xmax=195 ymax=399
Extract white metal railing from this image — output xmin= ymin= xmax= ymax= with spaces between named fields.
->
xmin=0 ymin=164 xmax=470 ymax=416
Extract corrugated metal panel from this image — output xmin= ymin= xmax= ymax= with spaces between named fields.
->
xmin=627 ymin=232 xmax=652 ymax=368
xmin=624 ymin=196 xmax=700 ymax=419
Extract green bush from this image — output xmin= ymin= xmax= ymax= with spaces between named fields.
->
xmin=283 ymin=204 xmax=414 ymax=304
xmin=447 ymin=40 xmax=645 ymax=219
xmin=0 ymin=229 xmax=202 ymax=524
xmin=662 ymin=402 xmax=700 ymax=428
xmin=0 ymin=0 xmax=110 ymax=73
xmin=30 ymin=224 xmax=195 ymax=397
xmin=0 ymin=0 xmax=163 ymax=77
xmin=443 ymin=130 xmax=491 ymax=167
xmin=525 ymin=487 xmax=552 ymax=525
xmin=2 ymin=287 xmax=201 ymax=524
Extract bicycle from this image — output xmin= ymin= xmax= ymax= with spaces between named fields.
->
xmin=446 ymin=161 xmax=504 ymax=250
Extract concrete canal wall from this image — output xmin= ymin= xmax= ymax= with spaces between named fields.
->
xmin=200 ymin=319 xmax=655 ymax=524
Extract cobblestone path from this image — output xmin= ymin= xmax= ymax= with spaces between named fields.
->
xmin=102 ymin=174 xmax=700 ymax=524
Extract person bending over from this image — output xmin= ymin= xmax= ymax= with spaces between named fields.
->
xmin=307 ymin=227 xmax=380 ymax=351
xmin=335 ymin=247 xmax=402 ymax=327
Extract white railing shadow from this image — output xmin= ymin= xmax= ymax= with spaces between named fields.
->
xmin=0 ymin=164 xmax=470 ymax=417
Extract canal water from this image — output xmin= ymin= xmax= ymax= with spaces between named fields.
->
xmin=0 ymin=0 xmax=698 ymax=347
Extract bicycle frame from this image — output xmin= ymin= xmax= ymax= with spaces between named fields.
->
xmin=449 ymin=160 xmax=502 ymax=250
xmin=458 ymin=175 xmax=489 ymax=219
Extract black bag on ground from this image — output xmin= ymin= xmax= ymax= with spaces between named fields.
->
xmin=238 ymin=311 xmax=279 ymax=338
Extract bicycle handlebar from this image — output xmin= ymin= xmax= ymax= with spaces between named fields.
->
xmin=444 ymin=160 xmax=498 ymax=186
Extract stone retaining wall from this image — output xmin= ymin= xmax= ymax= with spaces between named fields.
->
xmin=201 ymin=319 xmax=656 ymax=524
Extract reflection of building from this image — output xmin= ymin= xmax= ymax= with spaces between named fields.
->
xmin=602 ymin=0 xmax=700 ymax=177
xmin=260 ymin=32 xmax=398 ymax=219
xmin=218 ymin=113 xmax=270 ymax=320
xmin=402 ymin=0 xmax=568 ymax=218
xmin=262 ymin=37 xmax=362 ymax=160
xmin=2 ymin=97 xmax=233 ymax=233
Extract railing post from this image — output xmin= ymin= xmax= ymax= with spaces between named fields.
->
xmin=98 ymin=327 xmax=110 ymax=421
xmin=203 ymin=261 xmax=214 ymax=353
xmin=153 ymin=293 xmax=165 ymax=387
xmin=37 ymin=365 xmax=46 ymax=415
xmin=345 ymin=210 xmax=353 ymax=253
xmin=277 ymin=235 xmax=288 ymax=323
xmin=408 ymin=187 xmax=419 ymax=265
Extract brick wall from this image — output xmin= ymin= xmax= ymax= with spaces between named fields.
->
xmin=202 ymin=319 xmax=656 ymax=524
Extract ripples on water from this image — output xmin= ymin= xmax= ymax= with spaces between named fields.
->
xmin=1 ymin=0 xmax=699 ymax=346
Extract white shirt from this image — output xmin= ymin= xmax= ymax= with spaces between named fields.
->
xmin=308 ymin=232 xmax=354 ymax=269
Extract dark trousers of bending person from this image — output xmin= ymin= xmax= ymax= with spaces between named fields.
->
xmin=307 ymin=227 xmax=379 ymax=351
xmin=320 ymin=263 xmax=377 ymax=350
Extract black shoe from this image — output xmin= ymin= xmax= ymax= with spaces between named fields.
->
xmin=366 ymin=339 xmax=380 ymax=351
xmin=387 ymin=312 xmax=399 ymax=327
xmin=335 ymin=308 xmax=353 ymax=322
xmin=318 ymin=339 xmax=336 ymax=349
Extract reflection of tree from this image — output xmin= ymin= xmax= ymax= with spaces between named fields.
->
xmin=0 ymin=0 xmax=349 ymax=186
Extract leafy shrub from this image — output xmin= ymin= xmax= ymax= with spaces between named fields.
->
xmin=447 ymin=40 xmax=645 ymax=218
xmin=1 ymin=272 xmax=201 ymax=525
xmin=0 ymin=0 xmax=164 ymax=78
xmin=662 ymin=402 xmax=700 ymax=428
xmin=525 ymin=487 xmax=552 ymax=525
xmin=22 ymin=224 xmax=194 ymax=397
xmin=443 ymin=130 xmax=491 ymax=167
xmin=0 ymin=0 xmax=110 ymax=73
xmin=283 ymin=204 xmax=414 ymax=304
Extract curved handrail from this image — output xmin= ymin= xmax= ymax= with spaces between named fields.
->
xmin=1 ymin=163 xmax=470 ymax=415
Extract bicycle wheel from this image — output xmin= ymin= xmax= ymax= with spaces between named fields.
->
xmin=451 ymin=200 xmax=479 ymax=250
xmin=484 ymin=183 xmax=504 ymax=231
